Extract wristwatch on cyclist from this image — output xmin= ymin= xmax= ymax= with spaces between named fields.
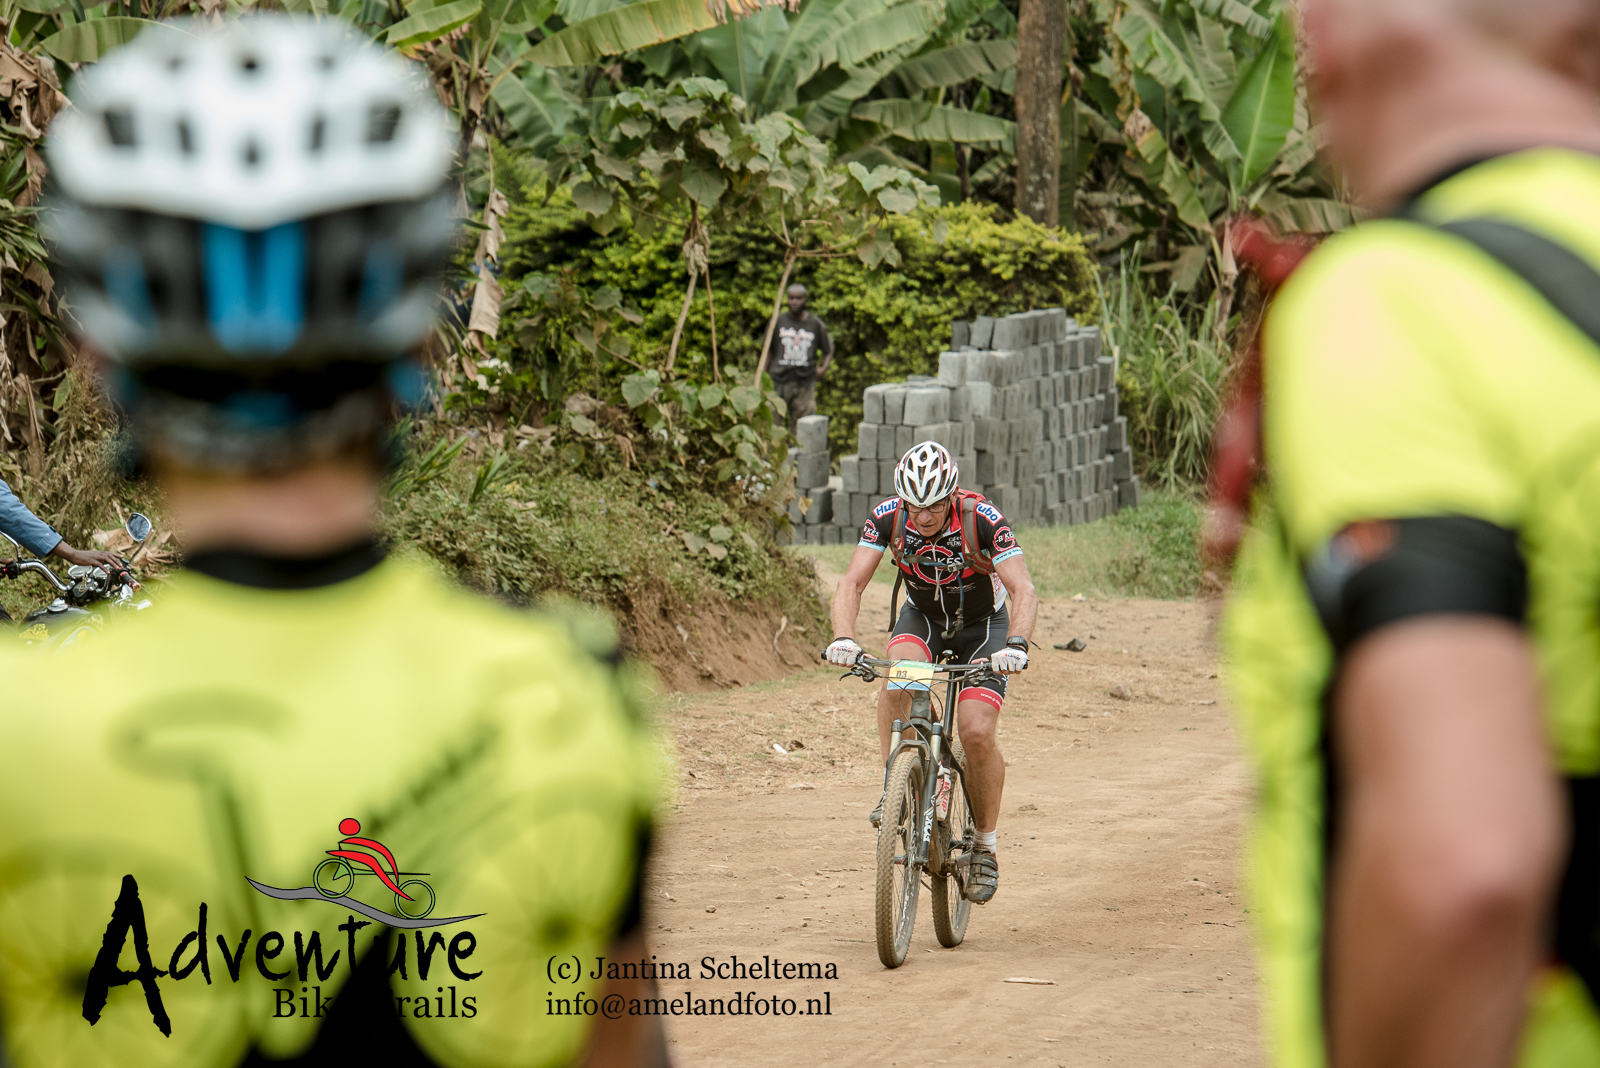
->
xmin=1005 ymin=636 xmax=1028 ymax=652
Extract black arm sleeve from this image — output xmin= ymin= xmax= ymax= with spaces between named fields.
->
xmin=1302 ymin=515 xmax=1527 ymax=654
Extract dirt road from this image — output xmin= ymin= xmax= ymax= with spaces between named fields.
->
xmin=643 ymin=567 xmax=1261 ymax=1066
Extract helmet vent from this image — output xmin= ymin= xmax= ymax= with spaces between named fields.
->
xmin=308 ymin=116 xmax=325 ymax=152
xmin=239 ymin=54 xmax=260 ymax=74
xmin=103 ymin=108 xmax=135 ymax=147
xmin=366 ymin=103 xmax=402 ymax=143
xmin=315 ymin=53 xmax=335 ymax=71
xmin=242 ymin=139 xmax=261 ymax=167
xmin=176 ymin=118 xmax=194 ymax=155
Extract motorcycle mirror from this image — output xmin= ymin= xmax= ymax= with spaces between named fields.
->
xmin=126 ymin=513 xmax=152 ymax=542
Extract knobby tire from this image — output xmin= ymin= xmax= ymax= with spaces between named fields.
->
xmin=875 ymin=748 xmax=923 ymax=968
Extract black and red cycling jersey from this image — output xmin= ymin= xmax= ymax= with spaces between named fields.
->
xmin=859 ymin=497 xmax=1022 ymax=629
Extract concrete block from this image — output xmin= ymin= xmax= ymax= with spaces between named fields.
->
xmin=991 ymin=317 xmax=1019 ymax=350
xmin=975 ymin=451 xmax=1013 ymax=485
xmin=820 ymin=524 xmax=839 ymax=545
xmin=857 ymin=422 xmax=879 ymax=460
xmin=949 ymin=385 xmax=971 ymax=424
xmin=938 ymin=351 xmax=965 ymax=387
xmin=1042 ymin=473 xmax=1060 ymax=507
xmin=803 ymin=486 xmax=833 ymax=523
xmin=951 ymin=320 xmax=971 ymax=349
xmin=959 ymin=421 xmax=974 ymax=455
xmin=877 ymin=424 xmax=897 ymax=459
xmin=958 ymin=458 xmax=983 ymax=492
xmin=1021 ymin=409 xmax=1044 ymax=446
xmin=882 ymin=386 xmax=907 ymax=425
xmin=903 ymin=387 xmax=951 ymax=426
xmin=1052 ymin=372 xmax=1066 ymax=406
xmin=972 ymin=416 xmax=1005 ymax=452
xmin=841 ymin=454 xmax=861 ymax=494
xmin=1097 ymin=356 xmax=1114 ymax=393
xmin=1022 ymin=377 xmax=1039 ymax=411
xmin=963 ymin=351 xmax=996 ymax=385
xmin=1084 ymin=326 xmax=1102 ymax=361
xmin=855 ymin=458 xmax=876 ymax=496
xmin=787 ymin=495 xmax=804 ymax=524
xmin=879 ymin=458 xmax=897 ymax=491
xmin=1113 ymin=447 xmax=1134 ymax=481
xmin=1110 ymin=416 xmax=1128 ymax=452
xmin=798 ymin=451 xmax=830 ymax=489
xmin=827 ymin=473 xmax=843 ymax=494
xmin=796 ymin=414 xmax=829 ymax=453
xmin=996 ymin=485 xmax=1021 ymax=518
xmin=991 ymin=350 xmax=1019 ymax=387
xmin=1118 ymin=476 xmax=1142 ymax=509
xmin=895 ymin=424 xmax=916 ymax=458
xmin=971 ymin=316 xmax=995 ymax=348
xmin=850 ymin=493 xmax=870 ymax=528
xmin=1107 ymin=386 xmax=1119 ymax=420
xmin=1022 ymin=484 xmax=1040 ymax=519
xmin=1017 ymin=451 xmax=1038 ymax=486
xmin=914 ymin=421 xmax=959 ymax=452
xmin=1027 ymin=346 xmax=1044 ymax=379
xmin=1053 ymin=438 xmax=1070 ymax=470
xmin=965 ymin=380 xmax=994 ymax=419
xmin=863 ymin=384 xmax=889 ymax=425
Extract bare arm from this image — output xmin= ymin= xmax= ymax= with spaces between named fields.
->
xmin=830 ymin=544 xmax=884 ymax=641
xmin=994 ymin=554 xmax=1037 ymax=644
xmin=1327 ymin=617 xmax=1565 ymax=1068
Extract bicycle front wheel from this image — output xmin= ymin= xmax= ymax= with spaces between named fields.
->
xmin=875 ymin=748 xmax=923 ymax=968
xmin=931 ymin=765 xmax=974 ymax=948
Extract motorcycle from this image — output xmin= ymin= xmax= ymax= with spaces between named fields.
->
xmin=0 ymin=513 xmax=155 ymax=650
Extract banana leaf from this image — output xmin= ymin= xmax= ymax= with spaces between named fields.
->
xmin=40 ymin=16 xmax=167 ymax=62
xmin=888 ymin=38 xmax=1016 ymax=92
xmin=527 ymin=0 xmax=723 ymax=66
xmin=853 ymin=99 xmax=1015 ymax=143
xmin=386 ymin=0 xmax=482 ymax=48
xmin=1219 ymin=12 xmax=1295 ymax=189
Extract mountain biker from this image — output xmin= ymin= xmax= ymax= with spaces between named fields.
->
xmin=0 ymin=477 xmax=125 ymax=572
xmin=0 ymin=18 xmax=660 ymax=1068
xmin=1224 ymin=0 xmax=1600 ymax=1064
xmin=826 ymin=442 xmax=1038 ymax=904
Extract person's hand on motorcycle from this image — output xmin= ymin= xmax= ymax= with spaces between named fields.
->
xmin=49 ymin=541 xmax=125 ymax=573
xmin=825 ymin=637 xmax=862 ymax=666
xmin=990 ymin=643 xmax=1029 ymax=674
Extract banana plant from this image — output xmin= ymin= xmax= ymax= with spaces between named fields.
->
xmin=1073 ymin=0 xmax=1355 ymax=304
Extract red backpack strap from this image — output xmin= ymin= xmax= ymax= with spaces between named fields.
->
xmin=957 ymin=492 xmax=995 ymax=575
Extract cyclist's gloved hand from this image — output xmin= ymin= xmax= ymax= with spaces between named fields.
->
xmin=991 ymin=646 xmax=1028 ymax=673
xmin=825 ymin=637 xmax=863 ymax=666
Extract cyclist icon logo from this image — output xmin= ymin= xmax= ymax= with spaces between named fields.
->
xmin=247 ymin=817 xmax=485 ymax=929
xmin=314 ymin=818 xmax=436 ymax=920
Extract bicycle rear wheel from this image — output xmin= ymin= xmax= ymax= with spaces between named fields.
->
xmin=875 ymin=747 xmax=923 ymax=968
xmin=931 ymin=765 xmax=974 ymax=947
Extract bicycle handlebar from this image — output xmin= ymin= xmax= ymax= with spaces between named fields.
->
xmin=842 ymin=654 xmax=1003 ymax=687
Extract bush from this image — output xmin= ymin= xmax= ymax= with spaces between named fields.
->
xmin=496 ymin=176 xmax=1099 ymax=456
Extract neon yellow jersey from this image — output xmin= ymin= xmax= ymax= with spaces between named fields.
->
xmin=1224 ymin=147 xmax=1600 ymax=1068
xmin=0 ymin=555 xmax=658 ymax=1068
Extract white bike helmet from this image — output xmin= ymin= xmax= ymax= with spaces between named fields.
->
xmin=894 ymin=442 xmax=960 ymax=507
xmin=45 ymin=16 xmax=456 ymax=471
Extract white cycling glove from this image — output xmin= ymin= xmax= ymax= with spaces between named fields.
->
xmin=990 ymin=645 xmax=1029 ymax=673
xmin=825 ymin=637 xmax=863 ymax=666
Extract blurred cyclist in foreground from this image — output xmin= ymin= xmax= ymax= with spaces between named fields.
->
xmin=0 ymin=17 xmax=661 ymax=1068
xmin=1225 ymin=0 xmax=1600 ymax=1066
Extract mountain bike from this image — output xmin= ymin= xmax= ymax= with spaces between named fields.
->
xmin=842 ymin=653 xmax=997 ymax=968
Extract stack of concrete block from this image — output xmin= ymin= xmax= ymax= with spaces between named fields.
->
xmin=838 ymin=308 xmax=1141 ymax=529
xmin=783 ymin=414 xmax=844 ymax=545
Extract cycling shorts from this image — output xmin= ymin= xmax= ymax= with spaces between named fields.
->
xmin=886 ymin=603 xmax=1011 ymax=709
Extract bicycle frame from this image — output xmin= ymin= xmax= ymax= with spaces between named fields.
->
xmin=849 ymin=655 xmax=998 ymax=873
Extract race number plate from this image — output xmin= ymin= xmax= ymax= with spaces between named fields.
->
xmin=888 ymin=660 xmax=936 ymax=686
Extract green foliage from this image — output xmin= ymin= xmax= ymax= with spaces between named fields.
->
xmin=499 ymin=192 xmax=1097 ymax=456
xmin=1103 ymin=251 xmax=1229 ymax=489
xmin=383 ymin=422 xmax=820 ymax=614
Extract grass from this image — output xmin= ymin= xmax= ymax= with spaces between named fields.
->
xmin=791 ymin=489 xmax=1204 ymax=600
xmin=1101 ymin=251 xmax=1231 ymax=489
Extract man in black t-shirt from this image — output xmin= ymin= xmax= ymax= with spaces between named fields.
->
xmin=764 ymin=284 xmax=833 ymax=437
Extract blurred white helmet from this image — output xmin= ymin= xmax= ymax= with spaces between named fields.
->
xmin=49 ymin=16 xmax=452 ymax=230
xmin=894 ymin=442 xmax=959 ymax=507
